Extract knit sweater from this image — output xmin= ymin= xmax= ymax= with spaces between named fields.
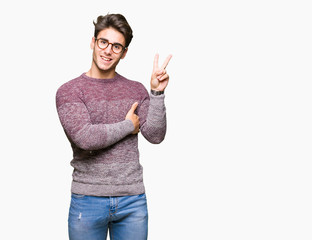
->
xmin=56 ymin=73 xmax=166 ymax=196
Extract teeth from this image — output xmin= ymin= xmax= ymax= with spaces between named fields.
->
xmin=101 ymin=57 xmax=110 ymax=61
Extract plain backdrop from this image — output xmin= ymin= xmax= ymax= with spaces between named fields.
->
xmin=1 ymin=0 xmax=311 ymax=239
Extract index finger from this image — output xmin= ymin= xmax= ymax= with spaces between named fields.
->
xmin=161 ymin=54 xmax=172 ymax=69
xmin=153 ymin=54 xmax=159 ymax=71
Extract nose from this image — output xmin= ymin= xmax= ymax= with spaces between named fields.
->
xmin=103 ymin=43 xmax=113 ymax=54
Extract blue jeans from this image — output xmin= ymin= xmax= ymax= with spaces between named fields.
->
xmin=68 ymin=193 xmax=148 ymax=240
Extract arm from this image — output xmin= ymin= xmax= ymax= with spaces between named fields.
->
xmin=139 ymin=54 xmax=172 ymax=144
xmin=139 ymin=93 xmax=167 ymax=144
xmin=56 ymin=85 xmax=136 ymax=151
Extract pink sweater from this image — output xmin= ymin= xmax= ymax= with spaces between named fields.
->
xmin=56 ymin=73 xmax=166 ymax=196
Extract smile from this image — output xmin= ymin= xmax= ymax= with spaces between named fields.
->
xmin=101 ymin=56 xmax=112 ymax=62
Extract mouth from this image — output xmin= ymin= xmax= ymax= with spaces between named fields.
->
xmin=101 ymin=56 xmax=112 ymax=63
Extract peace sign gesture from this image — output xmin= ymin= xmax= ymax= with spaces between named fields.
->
xmin=151 ymin=54 xmax=172 ymax=92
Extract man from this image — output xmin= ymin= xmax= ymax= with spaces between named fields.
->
xmin=56 ymin=13 xmax=171 ymax=240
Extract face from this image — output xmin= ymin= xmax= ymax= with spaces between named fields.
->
xmin=90 ymin=27 xmax=128 ymax=77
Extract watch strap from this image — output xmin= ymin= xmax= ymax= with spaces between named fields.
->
xmin=151 ymin=89 xmax=164 ymax=96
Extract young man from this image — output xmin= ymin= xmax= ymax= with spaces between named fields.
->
xmin=56 ymin=14 xmax=171 ymax=240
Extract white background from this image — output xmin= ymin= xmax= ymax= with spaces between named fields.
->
xmin=1 ymin=0 xmax=311 ymax=239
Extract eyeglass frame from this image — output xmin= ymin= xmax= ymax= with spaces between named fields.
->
xmin=94 ymin=37 xmax=127 ymax=54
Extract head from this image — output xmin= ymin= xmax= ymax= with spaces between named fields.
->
xmin=93 ymin=14 xmax=133 ymax=48
xmin=89 ymin=14 xmax=133 ymax=78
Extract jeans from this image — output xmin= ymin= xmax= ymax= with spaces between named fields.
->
xmin=68 ymin=193 xmax=148 ymax=240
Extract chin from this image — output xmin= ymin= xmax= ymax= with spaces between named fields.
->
xmin=96 ymin=61 xmax=113 ymax=72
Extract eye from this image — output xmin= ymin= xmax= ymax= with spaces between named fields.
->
xmin=100 ymin=39 xmax=107 ymax=44
xmin=113 ymin=44 xmax=122 ymax=50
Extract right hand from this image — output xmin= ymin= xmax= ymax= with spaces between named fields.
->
xmin=151 ymin=54 xmax=172 ymax=91
xmin=125 ymin=102 xmax=140 ymax=134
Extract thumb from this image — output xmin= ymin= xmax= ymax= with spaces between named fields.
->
xmin=129 ymin=102 xmax=138 ymax=113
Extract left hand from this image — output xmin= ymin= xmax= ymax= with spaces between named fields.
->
xmin=151 ymin=54 xmax=172 ymax=91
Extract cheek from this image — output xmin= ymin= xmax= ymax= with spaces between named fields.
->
xmin=93 ymin=50 xmax=101 ymax=62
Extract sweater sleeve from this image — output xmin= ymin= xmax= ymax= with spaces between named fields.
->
xmin=139 ymin=92 xmax=167 ymax=144
xmin=56 ymin=85 xmax=134 ymax=151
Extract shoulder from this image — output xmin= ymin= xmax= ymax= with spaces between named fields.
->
xmin=117 ymin=74 xmax=148 ymax=96
xmin=56 ymin=74 xmax=86 ymax=105
xmin=56 ymin=74 xmax=85 ymax=95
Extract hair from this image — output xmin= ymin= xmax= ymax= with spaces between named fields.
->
xmin=93 ymin=14 xmax=133 ymax=48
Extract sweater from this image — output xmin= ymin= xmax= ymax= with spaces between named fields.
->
xmin=56 ymin=73 xmax=166 ymax=196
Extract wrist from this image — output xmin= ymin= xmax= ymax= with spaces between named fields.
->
xmin=151 ymin=89 xmax=164 ymax=96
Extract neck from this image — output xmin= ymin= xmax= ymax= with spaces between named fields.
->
xmin=86 ymin=64 xmax=116 ymax=79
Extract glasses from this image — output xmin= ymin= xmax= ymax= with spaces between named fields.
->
xmin=95 ymin=38 xmax=126 ymax=54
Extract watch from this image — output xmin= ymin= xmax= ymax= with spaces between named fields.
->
xmin=151 ymin=89 xmax=164 ymax=96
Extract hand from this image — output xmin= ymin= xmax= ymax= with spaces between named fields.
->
xmin=151 ymin=54 xmax=172 ymax=91
xmin=125 ymin=102 xmax=140 ymax=134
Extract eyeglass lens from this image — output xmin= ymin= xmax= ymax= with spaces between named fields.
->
xmin=97 ymin=38 xmax=124 ymax=53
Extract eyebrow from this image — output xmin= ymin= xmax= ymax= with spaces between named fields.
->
xmin=98 ymin=38 xmax=123 ymax=46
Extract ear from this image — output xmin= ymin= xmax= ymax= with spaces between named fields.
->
xmin=90 ymin=37 xmax=95 ymax=49
xmin=121 ymin=48 xmax=128 ymax=59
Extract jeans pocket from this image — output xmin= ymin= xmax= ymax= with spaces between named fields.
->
xmin=72 ymin=193 xmax=86 ymax=199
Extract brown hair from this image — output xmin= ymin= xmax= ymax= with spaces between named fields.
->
xmin=93 ymin=14 xmax=133 ymax=48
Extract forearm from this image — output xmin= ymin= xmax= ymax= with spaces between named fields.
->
xmin=72 ymin=120 xmax=134 ymax=150
xmin=140 ymin=94 xmax=167 ymax=144
xmin=57 ymin=101 xmax=134 ymax=151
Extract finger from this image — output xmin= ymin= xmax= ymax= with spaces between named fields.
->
xmin=156 ymin=69 xmax=166 ymax=76
xmin=158 ymin=73 xmax=169 ymax=81
xmin=129 ymin=102 xmax=138 ymax=113
xmin=156 ymin=69 xmax=166 ymax=78
xmin=161 ymin=54 xmax=172 ymax=70
xmin=153 ymin=54 xmax=159 ymax=71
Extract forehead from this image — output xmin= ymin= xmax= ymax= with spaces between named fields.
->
xmin=97 ymin=27 xmax=125 ymax=45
